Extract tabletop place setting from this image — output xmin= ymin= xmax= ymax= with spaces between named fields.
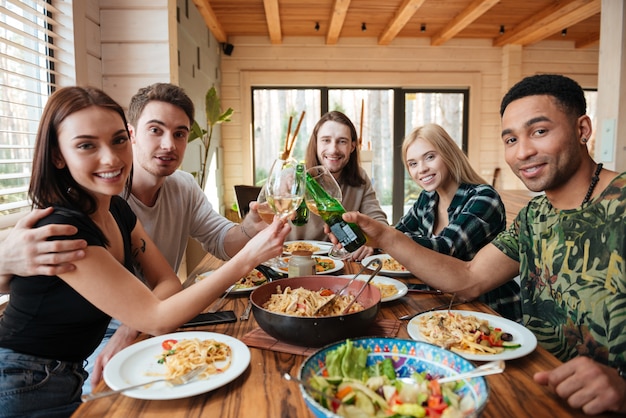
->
xmin=72 ymin=126 xmax=606 ymax=418
xmin=75 ymin=249 xmax=608 ymax=418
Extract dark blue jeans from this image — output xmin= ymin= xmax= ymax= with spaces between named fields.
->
xmin=0 ymin=348 xmax=87 ymax=418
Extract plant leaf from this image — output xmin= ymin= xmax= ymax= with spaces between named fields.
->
xmin=216 ymin=107 xmax=234 ymax=124
xmin=205 ymin=87 xmax=221 ymax=125
xmin=205 ymin=86 xmax=234 ymax=126
xmin=188 ymin=120 xmax=207 ymax=143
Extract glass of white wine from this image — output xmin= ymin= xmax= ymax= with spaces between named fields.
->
xmin=265 ymin=156 xmax=305 ymax=220
xmin=261 ymin=156 xmax=305 ymax=268
xmin=255 ymin=186 xmax=275 ymax=224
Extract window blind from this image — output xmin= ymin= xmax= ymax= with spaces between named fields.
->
xmin=0 ymin=0 xmax=57 ymax=221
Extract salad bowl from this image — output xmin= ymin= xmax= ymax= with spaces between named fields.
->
xmin=298 ymin=337 xmax=489 ymax=417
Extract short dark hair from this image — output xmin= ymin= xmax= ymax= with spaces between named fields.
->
xmin=29 ymin=86 xmax=131 ymax=214
xmin=127 ymin=83 xmax=195 ymax=126
xmin=500 ymin=74 xmax=587 ymax=119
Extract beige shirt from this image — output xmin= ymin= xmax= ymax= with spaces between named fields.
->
xmin=287 ymin=168 xmax=388 ymax=241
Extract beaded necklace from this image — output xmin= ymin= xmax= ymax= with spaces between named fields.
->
xmin=582 ymin=163 xmax=603 ymax=205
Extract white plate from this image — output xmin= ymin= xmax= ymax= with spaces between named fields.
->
xmin=103 ymin=331 xmax=251 ymax=400
xmin=337 ymin=274 xmax=408 ymax=302
xmin=407 ymin=310 xmax=537 ymax=361
xmin=283 ymin=240 xmax=333 ymax=255
xmin=195 ymin=269 xmax=269 ymax=293
xmin=361 ymin=254 xmax=413 ymax=277
xmin=273 ymin=256 xmax=344 ymax=275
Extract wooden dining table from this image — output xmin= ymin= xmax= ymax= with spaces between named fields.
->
xmin=72 ymin=255 xmax=615 ymax=418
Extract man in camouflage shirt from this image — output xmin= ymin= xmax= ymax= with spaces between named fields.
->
xmin=344 ymin=74 xmax=626 ymax=415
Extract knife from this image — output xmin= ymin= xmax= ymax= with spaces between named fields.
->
xmin=240 ymin=299 xmax=253 ymax=321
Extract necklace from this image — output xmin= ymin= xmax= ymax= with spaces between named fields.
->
xmin=582 ymin=162 xmax=603 ymax=205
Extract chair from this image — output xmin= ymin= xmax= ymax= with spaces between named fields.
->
xmin=233 ymin=185 xmax=262 ymax=219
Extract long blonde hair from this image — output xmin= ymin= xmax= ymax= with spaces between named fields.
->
xmin=401 ymin=123 xmax=486 ymax=185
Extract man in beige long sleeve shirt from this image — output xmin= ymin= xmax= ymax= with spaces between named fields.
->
xmin=287 ymin=111 xmax=387 ymax=260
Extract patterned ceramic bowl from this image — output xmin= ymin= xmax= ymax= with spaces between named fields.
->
xmin=298 ymin=337 xmax=489 ymax=418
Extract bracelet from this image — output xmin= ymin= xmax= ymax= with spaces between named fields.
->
xmin=240 ymin=223 xmax=253 ymax=239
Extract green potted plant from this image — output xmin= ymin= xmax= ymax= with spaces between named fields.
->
xmin=187 ymin=86 xmax=234 ymax=189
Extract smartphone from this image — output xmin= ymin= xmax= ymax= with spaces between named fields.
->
xmin=406 ymin=283 xmax=442 ymax=294
xmin=180 ymin=310 xmax=237 ymax=328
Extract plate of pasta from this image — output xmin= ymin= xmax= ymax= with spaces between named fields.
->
xmin=337 ymin=274 xmax=408 ymax=302
xmin=103 ymin=331 xmax=251 ymax=400
xmin=273 ymin=256 xmax=344 ymax=275
xmin=195 ymin=268 xmax=268 ymax=293
xmin=283 ymin=240 xmax=333 ymax=255
xmin=407 ymin=310 xmax=537 ymax=361
xmin=361 ymin=254 xmax=412 ymax=277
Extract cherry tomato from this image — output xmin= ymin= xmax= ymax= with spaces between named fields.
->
xmin=320 ymin=289 xmax=334 ymax=296
xmin=162 ymin=339 xmax=178 ymax=350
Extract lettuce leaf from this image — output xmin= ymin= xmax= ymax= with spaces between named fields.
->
xmin=326 ymin=339 xmax=370 ymax=379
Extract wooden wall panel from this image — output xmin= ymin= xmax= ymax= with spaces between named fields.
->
xmin=100 ymin=10 xmax=170 ymax=42
xmin=101 ymin=44 xmax=172 ymax=75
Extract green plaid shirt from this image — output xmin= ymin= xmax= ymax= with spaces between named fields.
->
xmin=396 ymin=183 xmax=522 ymax=322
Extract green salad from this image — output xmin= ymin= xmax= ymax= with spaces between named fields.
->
xmin=307 ymin=340 xmax=474 ymax=418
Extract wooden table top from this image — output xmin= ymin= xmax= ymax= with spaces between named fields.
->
xmin=72 ymin=256 xmax=612 ymax=418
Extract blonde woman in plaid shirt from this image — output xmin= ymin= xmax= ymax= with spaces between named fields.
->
xmin=395 ymin=123 xmax=521 ymax=322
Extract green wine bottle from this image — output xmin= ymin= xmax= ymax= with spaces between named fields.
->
xmin=292 ymin=199 xmax=309 ymax=226
xmin=305 ymin=172 xmax=367 ymax=252
xmin=291 ymin=163 xmax=308 ymax=226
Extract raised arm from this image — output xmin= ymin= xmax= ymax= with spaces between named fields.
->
xmin=343 ymin=211 xmax=519 ymax=300
xmin=58 ymin=219 xmax=290 ymax=335
xmin=88 ymin=219 xmax=185 ymax=387
xmin=222 ymin=201 xmax=268 ymax=258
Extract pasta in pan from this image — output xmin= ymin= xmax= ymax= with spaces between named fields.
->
xmin=156 ymin=338 xmax=232 ymax=380
xmin=262 ymin=285 xmax=364 ymax=316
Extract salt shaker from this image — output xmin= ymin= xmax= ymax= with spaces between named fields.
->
xmin=288 ymin=250 xmax=316 ymax=277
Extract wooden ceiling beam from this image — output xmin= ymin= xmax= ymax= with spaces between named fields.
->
xmin=192 ymin=0 xmax=227 ymax=43
xmin=263 ymin=0 xmax=282 ymax=44
xmin=326 ymin=0 xmax=351 ymax=45
xmin=431 ymin=0 xmax=500 ymax=46
xmin=493 ymin=0 xmax=601 ymax=47
xmin=378 ymin=0 xmax=427 ymax=45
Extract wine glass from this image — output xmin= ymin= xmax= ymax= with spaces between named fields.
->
xmin=265 ymin=157 xmax=305 ymax=220
xmin=261 ymin=157 xmax=305 ymax=268
xmin=256 ymin=186 xmax=287 ymax=269
xmin=305 ymin=166 xmax=351 ymax=260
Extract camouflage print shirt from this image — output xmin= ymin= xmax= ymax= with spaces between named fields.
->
xmin=492 ymin=172 xmax=626 ymax=366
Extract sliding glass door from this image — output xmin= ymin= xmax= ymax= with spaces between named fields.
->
xmin=252 ymin=87 xmax=468 ymax=224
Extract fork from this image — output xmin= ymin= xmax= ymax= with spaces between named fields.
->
xmin=312 ymin=258 xmax=381 ymax=316
xmin=81 ymin=365 xmax=207 ymax=402
xmin=436 ymin=360 xmax=505 ymax=383
xmin=398 ymin=301 xmax=464 ymax=320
